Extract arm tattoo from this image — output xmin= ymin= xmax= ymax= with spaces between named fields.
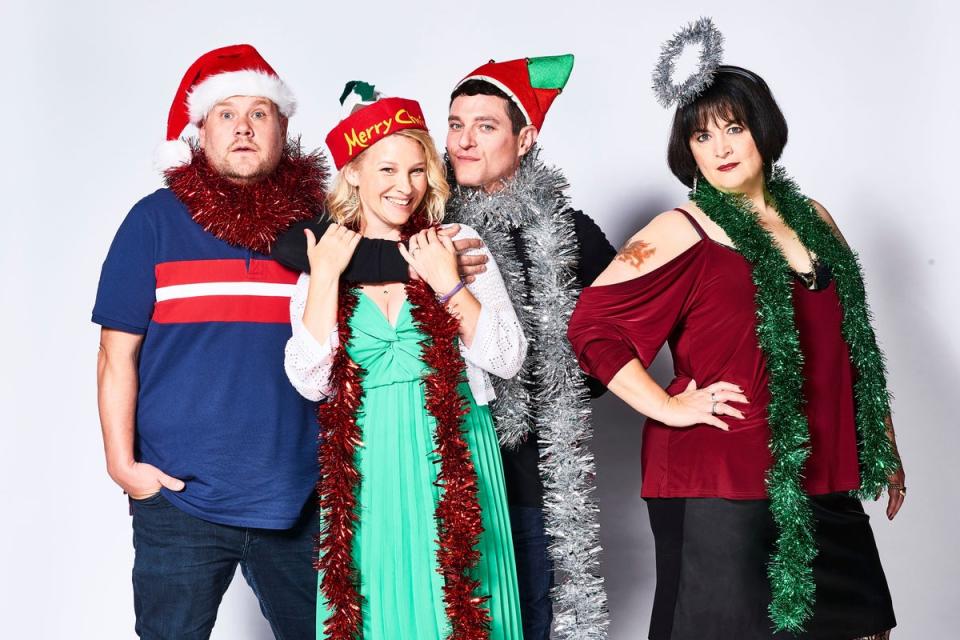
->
xmin=616 ymin=239 xmax=656 ymax=269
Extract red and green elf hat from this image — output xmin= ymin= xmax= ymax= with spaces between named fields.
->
xmin=325 ymin=81 xmax=428 ymax=170
xmin=455 ymin=54 xmax=574 ymax=130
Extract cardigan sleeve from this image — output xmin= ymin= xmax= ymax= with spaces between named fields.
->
xmin=283 ymin=273 xmax=338 ymax=401
xmin=567 ymin=244 xmax=704 ymax=385
xmin=457 ymin=224 xmax=528 ymax=379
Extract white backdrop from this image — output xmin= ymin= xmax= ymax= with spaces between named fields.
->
xmin=1 ymin=1 xmax=956 ymax=638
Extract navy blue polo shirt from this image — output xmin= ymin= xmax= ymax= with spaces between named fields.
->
xmin=93 ymin=188 xmax=318 ymax=528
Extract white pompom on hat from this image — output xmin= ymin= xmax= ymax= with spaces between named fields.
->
xmin=154 ymin=44 xmax=296 ymax=172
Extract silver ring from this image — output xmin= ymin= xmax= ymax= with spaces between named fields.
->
xmin=710 ymin=392 xmax=717 ymax=402
xmin=711 ymin=401 xmax=719 ymax=416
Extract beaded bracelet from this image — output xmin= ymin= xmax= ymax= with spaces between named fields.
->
xmin=437 ymin=280 xmax=465 ymax=304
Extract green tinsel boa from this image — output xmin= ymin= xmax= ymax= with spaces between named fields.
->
xmin=691 ymin=166 xmax=900 ymax=632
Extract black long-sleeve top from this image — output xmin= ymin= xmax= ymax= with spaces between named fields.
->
xmin=497 ymin=210 xmax=616 ymax=507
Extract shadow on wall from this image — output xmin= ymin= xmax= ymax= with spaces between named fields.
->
xmin=854 ymin=194 xmax=959 ymax=637
xmin=587 ymin=193 xmax=682 ymax=639
xmin=600 ymin=188 xmax=678 ymax=249
xmin=592 ymin=346 xmax=674 ymax=640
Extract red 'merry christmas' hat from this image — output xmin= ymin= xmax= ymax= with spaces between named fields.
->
xmin=455 ymin=54 xmax=574 ymax=130
xmin=155 ymin=44 xmax=296 ymax=171
xmin=325 ymin=81 xmax=428 ymax=170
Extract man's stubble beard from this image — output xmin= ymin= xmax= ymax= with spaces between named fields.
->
xmin=220 ymin=163 xmax=277 ymax=184
xmin=208 ymin=147 xmax=284 ymax=185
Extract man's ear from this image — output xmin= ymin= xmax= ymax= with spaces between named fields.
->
xmin=197 ymin=121 xmax=206 ymax=150
xmin=280 ymin=115 xmax=289 ymax=139
xmin=517 ymin=125 xmax=539 ymax=158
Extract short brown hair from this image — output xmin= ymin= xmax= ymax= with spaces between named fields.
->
xmin=667 ymin=66 xmax=788 ymax=188
xmin=450 ymin=79 xmax=527 ymax=135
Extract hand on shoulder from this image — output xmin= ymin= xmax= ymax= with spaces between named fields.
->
xmin=438 ymin=223 xmax=489 ymax=283
xmin=305 ymin=223 xmax=361 ymax=281
xmin=399 ymin=227 xmax=461 ymax=293
xmin=590 ymin=209 xmax=703 ymax=287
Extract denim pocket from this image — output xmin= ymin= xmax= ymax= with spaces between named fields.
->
xmin=129 ymin=491 xmax=165 ymax=506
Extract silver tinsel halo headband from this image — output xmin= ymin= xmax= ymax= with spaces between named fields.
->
xmin=652 ymin=17 xmax=725 ymax=108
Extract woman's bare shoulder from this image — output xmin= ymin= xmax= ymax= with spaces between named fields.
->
xmin=590 ymin=208 xmax=702 ymax=287
xmin=808 ymin=198 xmax=850 ymax=247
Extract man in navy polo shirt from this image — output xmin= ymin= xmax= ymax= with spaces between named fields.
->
xmin=94 ymin=44 xmax=347 ymax=639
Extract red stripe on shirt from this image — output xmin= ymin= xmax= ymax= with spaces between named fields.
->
xmin=156 ymin=259 xmax=299 ymax=287
xmin=153 ymin=295 xmax=291 ymax=324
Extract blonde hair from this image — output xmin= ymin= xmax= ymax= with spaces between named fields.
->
xmin=326 ymin=129 xmax=450 ymax=229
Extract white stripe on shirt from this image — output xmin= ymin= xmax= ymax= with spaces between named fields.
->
xmin=156 ymin=282 xmax=297 ymax=302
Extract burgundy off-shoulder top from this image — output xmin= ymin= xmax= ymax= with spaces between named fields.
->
xmin=567 ymin=210 xmax=861 ymax=499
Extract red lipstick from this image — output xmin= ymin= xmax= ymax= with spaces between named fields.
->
xmin=717 ymin=162 xmax=739 ymax=172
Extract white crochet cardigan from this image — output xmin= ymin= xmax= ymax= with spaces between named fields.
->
xmin=284 ymin=224 xmax=527 ymax=405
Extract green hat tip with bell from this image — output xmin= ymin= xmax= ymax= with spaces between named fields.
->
xmin=339 ymin=80 xmax=378 ymax=105
xmin=527 ymin=54 xmax=575 ymax=91
xmin=338 ymin=80 xmax=382 ymax=116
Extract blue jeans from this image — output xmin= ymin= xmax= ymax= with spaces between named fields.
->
xmin=130 ymin=492 xmax=317 ymax=640
xmin=509 ymin=505 xmax=554 ymax=640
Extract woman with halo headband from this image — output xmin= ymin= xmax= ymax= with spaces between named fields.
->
xmin=284 ymin=82 xmax=524 ymax=639
xmin=568 ymin=19 xmax=903 ymax=640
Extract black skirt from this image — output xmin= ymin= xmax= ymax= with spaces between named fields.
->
xmin=646 ymin=494 xmax=896 ymax=640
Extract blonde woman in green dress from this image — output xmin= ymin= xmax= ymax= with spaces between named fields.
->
xmin=284 ymin=90 xmax=525 ymax=639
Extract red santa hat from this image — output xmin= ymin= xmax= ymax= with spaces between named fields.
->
xmin=455 ymin=54 xmax=574 ymax=131
xmin=155 ymin=44 xmax=296 ymax=171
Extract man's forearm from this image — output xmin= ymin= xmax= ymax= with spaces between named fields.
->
xmin=273 ymin=216 xmax=410 ymax=282
xmin=97 ymin=332 xmax=142 ymax=481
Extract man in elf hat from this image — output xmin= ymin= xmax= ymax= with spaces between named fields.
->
xmin=443 ymin=55 xmax=615 ymax=639
xmin=92 ymin=44 xmax=405 ymax=638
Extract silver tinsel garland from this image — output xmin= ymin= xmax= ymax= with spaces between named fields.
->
xmin=651 ymin=16 xmax=724 ymax=108
xmin=447 ymin=149 xmax=609 ymax=639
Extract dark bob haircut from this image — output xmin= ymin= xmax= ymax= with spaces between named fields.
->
xmin=450 ymin=79 xmax=527 ymax=135
xmin=667 ymin=65 xmax=788 ymax=188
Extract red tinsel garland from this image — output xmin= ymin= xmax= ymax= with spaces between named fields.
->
xmin=316 ymin=215 xmax=490 ymax=639
xmin=316 ymin=283 xmax=365 ymax=638
xmin=165 ymin=142 xmax=327 ymax=254
xmin=406 ymin=274 xmax=490 ymax=640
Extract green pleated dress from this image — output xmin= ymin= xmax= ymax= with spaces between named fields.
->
xmin=318 ymin=293 xmax=523 ymax=639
